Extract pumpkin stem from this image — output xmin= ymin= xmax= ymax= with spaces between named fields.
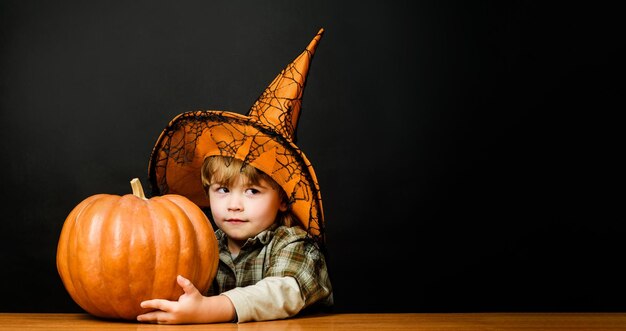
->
xmin=130 ymin=178 xmax=147 ymax=200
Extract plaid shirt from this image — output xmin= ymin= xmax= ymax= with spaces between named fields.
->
xmin=206 ymin=224 xmax=333 ymax=309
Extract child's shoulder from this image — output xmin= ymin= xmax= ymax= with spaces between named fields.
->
xmin=269 ymin=225 xmax=314 ymax=249
xmin=269 ymin=225 xmax=324 ymax=257
xmin=272 ymin=225 xmax=308 ymax=240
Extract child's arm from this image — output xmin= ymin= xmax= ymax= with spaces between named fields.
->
xmin=137 ymin=275 xmax=236 ymax=324
xmin=221 ymin=276 xmax=305 ymax=322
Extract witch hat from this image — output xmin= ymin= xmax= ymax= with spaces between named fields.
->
xmin=148 ymin=29 xmax=325 ymax=242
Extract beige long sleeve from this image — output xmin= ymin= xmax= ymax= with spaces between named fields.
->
xmin=221 ymin=276 xmax=305 ymax=323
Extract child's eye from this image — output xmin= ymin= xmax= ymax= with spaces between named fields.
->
xmin=215 ymin=186 xmax=229 ymax=193
xmin=245 ymin=188 xmax=260 ymax=195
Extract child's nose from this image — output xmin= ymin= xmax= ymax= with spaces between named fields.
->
xmin=227 ymin=195 xmax=243 ymax=211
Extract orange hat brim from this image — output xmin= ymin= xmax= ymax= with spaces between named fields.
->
xmin=148 ymin=110 xmax=324 ymax=239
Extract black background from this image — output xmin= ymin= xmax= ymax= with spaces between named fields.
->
xmin=1 ymin=1 xmax=624 ymax=313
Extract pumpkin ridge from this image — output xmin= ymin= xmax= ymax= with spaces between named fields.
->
xmin=109 ymin=194 xmax=151 ymax=319
xmin=103 ymin=195 xmax=134 ymax=319
xmin=162 ymin=194 xmax=218 ymax=293
xmin=126 ymin=194 xmax=155 ymax=317
xmin=143 ymin=200 xmax=159 ymax=301
xmin=169 ymin=198 xmax=196 ymax=291
xmin=146 ymin=196 xmax=182 ymax=300
xmin=157 ymin=195 xmax=203 ymax=296
xmin=76 ymin=195 xmax=118 ymax=318
xmin=57 ymin=194 xmax=103 ymax=312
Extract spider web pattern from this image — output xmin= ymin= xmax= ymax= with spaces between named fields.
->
xmin=246 ymin=29 xmax=321 ymax=144
xmin=247 ymin=54 xmax=308 ymax=143
xmin=148 ymin=111 xmax=325 ymax=246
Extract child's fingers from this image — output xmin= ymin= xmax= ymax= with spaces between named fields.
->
xmin=177 ymin=275 xmax=199 ymax=295
xmin=136 ymin=310 xmax=172 ymax=324
xmin=140 ymin=298 xmax=173 ymax=311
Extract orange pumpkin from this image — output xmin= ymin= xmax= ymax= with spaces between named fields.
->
xmin=56 ymin=178 xmax=218 ymax=320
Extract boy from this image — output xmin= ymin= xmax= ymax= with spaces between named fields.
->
xmin=139 ymin=29 xmax=333 ymax=324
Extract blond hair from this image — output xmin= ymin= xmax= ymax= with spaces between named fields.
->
xmin=201 ymin=156 xmax=297 ymax=227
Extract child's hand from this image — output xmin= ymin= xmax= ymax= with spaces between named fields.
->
xmin=137 ymin=275 xmax=205 ymax=324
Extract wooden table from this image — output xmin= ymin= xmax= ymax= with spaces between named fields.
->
xmin=1 ymin=313 xmax=626 ymax=330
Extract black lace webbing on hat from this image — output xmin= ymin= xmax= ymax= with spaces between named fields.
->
xmin=148 ymin=111 xmax=325 ymax=249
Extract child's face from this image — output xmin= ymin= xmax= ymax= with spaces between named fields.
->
xmin=208 ymin=174 xmax=287 ymax=245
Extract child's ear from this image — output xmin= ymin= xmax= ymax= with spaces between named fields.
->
xmin=279 ymin=201 xmax=288 ymax=212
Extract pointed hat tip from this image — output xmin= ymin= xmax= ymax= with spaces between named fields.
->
xmin=306 ymin=28 xmax=325 ymax=54
xmin=247 ymin=27 xmax=325 ymax=141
